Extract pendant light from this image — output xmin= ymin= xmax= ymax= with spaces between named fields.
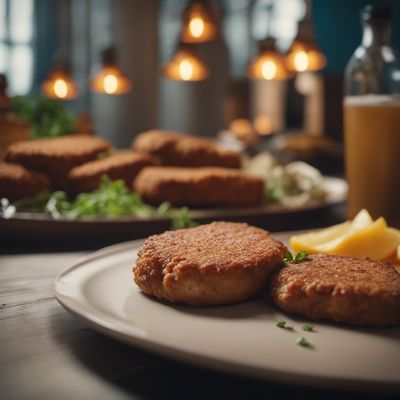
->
xmin=89 ymin=46 xmax=132 ymax=95
xmin=161 ymin=43 xmax=209 ymax=82
xmin=248 ymin=3 xmax=290 ymax=81
xmin=181 ymin=0 xmax=217 ymax=43
xmin=41 ymin=57 xmax=79 ymax=100
xmin=286 ymin=0 xmax=326 ymax=72
xmin=248 ymin=37 xmax=291 ymax=80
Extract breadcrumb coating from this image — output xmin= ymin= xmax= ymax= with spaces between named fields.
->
xmin=134 ymin=222 xmax=286 ymax=305
xmin=134 ymin=166 xmax=264 ymax=207
xmin=271 ymin=254 xmax=400 ymax=326
xmin=132 ymin=130 xmax=241 ymax=168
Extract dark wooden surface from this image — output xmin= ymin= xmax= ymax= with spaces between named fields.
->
xmin=1 ymin=208 xmax=398 ymax=400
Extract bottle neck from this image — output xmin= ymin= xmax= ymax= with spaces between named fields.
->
xmin=362 ymin=21 xmax=391 ymax=48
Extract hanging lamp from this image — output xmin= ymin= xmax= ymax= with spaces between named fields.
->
xmin=248 ymin=37 xmax=292 ymax=80
xmin=286 ymin=1 xmax=326 ymax=72
xmin=161 ymin=43 xmax=209 ymax=81
xmin=89 ymin=46 xmax=132 ymax=95
xmin=41 ymin=57 xmax=79 ymax=100
xmin=248 ymin=2 xmax=290 ymax=81
xmin=181 ymin=0 xmax=217 ymax=43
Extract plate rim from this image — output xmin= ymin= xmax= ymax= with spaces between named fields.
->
xmin=53 ymin=237 xmax=399 ymax=394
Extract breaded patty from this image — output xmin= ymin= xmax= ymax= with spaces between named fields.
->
xmin=134 ymin=166 xmax=264 ymax=207
xmin=68 ymin=151 xmax=159 ymax=194
xmin=5 ymin=135 xmax=111 ymax=188
xmin=0 ymin=161 xmax=50 ymax=201
xmin=132 ymin=130 xmax=241 ymax=168
xmin=271 ymin=254 xmax=400 ymax=326
xmin=134 ymin=222 xmax=287 ymax=305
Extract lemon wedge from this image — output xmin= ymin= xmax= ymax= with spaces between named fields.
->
xmin=290 ymin=209 xmax=400 ymax=261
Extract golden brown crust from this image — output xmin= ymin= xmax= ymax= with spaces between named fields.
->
xmin=5 ymin=135 xmax=111 ymax=189
xmin=132 ymin=130 xmax=241 ymax=168
xmin=270 ymin=254 xmax=400 ymax=326
xmin=133 ymin=166 xmax=264 ymax=207
xmin=133 ymin=221 xmax=287 ymax=305
xmin=67 ymin=151 xmax=159 ymax=194
xmin=0 ymin=161 xmax=50 ymax=201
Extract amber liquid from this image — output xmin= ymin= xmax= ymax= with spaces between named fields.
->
xmin=344 ymin=96 xmax=400 ymax=226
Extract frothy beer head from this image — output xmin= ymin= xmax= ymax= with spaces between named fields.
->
xmin=345 ymin=94 xmax=400 ymax=107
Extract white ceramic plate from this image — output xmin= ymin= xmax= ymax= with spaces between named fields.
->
xmin=54 ymin=233 xmax=400 ymax=393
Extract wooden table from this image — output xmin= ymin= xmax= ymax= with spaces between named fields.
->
xmin=1 ymin=207 xmax=396 ymax=400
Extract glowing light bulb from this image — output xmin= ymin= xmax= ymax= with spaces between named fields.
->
xmin=179 ymin=59 xmax=194 ymax=81
xmin=294 ymin=51 xmax=309 ymax=72
xmin=53 ymin=79 xmax=68 ymax=99
xmin=103 ymin=74 xmax=118 ymax=94
xmin=261 ymin=60 xmax=277 ymax=80
xmin=181 ymin=2 xmax=217 ymax=43
xmin=189 ymin=17 xmax=205 ymax=38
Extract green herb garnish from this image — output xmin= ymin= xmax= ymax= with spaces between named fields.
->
xmin=302 ymin=323 xmax=314 ymax=332
xmin=155 ymin=201 xmax=172 ymax=217
xmin=265 ymin=185 xmax=283 ymax=202
xmin=171 ymin=207 xmax=198 ymax=230
xmin=65 ymin=177 xmax=156 ymax=218
xmin=282 ymin=251 xmax=293 ymax=265
xmin=296 ymin=337 xmax=313 ymax=348
xmin=276 ymin=319 xmax=293 ymax=330
xmin=294 ymin=250 xmax=309 ymax=262
xmin=283 ymin=250 xmax=309 ymax=266
xmin=11 ymin=96 xmax=75 ymax=138
xmin=13 ymin=190 xmax=53 ymax=212
xmin=46 ymin=191 xmax=72 ymax=218
xmin=9 ymin=175 xmax=198 ymax=230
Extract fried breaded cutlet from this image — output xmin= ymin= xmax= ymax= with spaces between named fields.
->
xmin=0 ymin=161 xmax=50 ymax=201
xmin=134 ymin=222 xmax=287 ymax=305
xmin=271 ymin=254 xmax=400 ymax=326
xmin=5 ymin=135 xmax=111 ymax=189
xmin=68 ymin=151 xmax=159 ymax=194
xmin=134 ymin=166 xmax=264 ymax=207
xmin=132 ymin=130 xmax=241 ymax=168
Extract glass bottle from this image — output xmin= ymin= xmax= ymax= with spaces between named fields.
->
xmin=344 ymin=5 xmax=400 ymax=226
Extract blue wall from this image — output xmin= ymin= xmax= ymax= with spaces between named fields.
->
xmin=313 ymin=0 xmax=400 ymax=74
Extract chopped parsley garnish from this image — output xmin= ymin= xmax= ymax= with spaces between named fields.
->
xmin=302 ymin=323 xmax=314 ymax=332
xmin=171 ymin=206 xmax=198 ymax=230
xmin=276 ymin=320 xmax=293 ymax=330
xmin=296 ymin=337 xmax=313 ymax=348
xmin=7 ymin=175 xmax=198 ymax=230
xmin=282 ymin=251 xmax=293 ymax=265
xmin=282 ymin=250 xmax=309 ymax=266
xmin=265 ymin=186 xmax=283 ymax=202
xmin=12 ymin=95 xmax=75 ymax=138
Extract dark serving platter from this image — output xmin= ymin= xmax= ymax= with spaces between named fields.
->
xmin=0 ymin=177 xmax=346 ymax=249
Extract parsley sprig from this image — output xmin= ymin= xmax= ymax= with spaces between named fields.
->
xmin=12 ymin=96 xmax=75 ymax=138
xmin=276 ymin=319 xmax=293 ymax=330
xmin=296 ymin=337 xmax=313 ymax=348
xmin=302 ymin=323 xmax=314 ymax=332
xmin=275 ymin=319 xmax=316 ymax=348
xmin=282 ymin=250 xmax=309 ymax=266
xmin=9 ymin=176 xmax=198 ymax=229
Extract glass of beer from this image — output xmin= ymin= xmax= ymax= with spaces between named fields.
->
xmin=344 ymin=5 xmax=400 ymax=226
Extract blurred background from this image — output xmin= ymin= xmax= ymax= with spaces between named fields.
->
xmin=1 ymin=0 xmax=399 ymax=153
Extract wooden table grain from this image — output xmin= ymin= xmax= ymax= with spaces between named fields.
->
xmin=0 ymin=248 xmax=397 ymax=400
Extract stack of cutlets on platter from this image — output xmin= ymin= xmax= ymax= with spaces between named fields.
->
xmin=132 ymin=130 xmax=264 ymax=208
xmin=1 ymin=130 xmax=263 ymax=209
